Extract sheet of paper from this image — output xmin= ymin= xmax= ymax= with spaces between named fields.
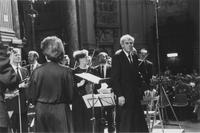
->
xmin=82 ymin=94 xmax=102 ymax=108
xmin=96 ymin=93 xmax=115 ymax=106
xmin=75 ymin=73 xmax=102 ymax=84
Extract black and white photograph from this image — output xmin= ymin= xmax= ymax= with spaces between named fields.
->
xmin=0 ymin=0 xmax=199 ymax=132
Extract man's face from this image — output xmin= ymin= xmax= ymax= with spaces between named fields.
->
xmin=28 ymin=53 xmax=35 ymax=64
xmin=63 ymin=56 xmax=70 ymax=65
xmin=121 ymin=39 xmax=134 ymax=53
xmin=139 ymin=50 xmax=148 ymax=60
xmin=139 ymin=52 xmax=147 ymax=60
xmin=12 ymin=50 xmax=21 ymax=63
xmin=100 ymin=54 xmax=108 ymax=64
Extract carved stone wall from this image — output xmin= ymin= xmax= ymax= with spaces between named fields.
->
xmin=94 ymin=0 xmax=120 ymax=55
xmin=0 ymin=0 xmax=22 ymax=47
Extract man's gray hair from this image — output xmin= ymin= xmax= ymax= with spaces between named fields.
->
xmin=28 ymin=50 xmax=39 ymax=58
xmin=120 ymin=34 xmax=135 ymax=45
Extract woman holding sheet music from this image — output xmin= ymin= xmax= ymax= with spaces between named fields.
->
xmin=72 ymin=49 xmax=102 ymax=132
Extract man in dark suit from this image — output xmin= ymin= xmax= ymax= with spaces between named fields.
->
xmin=111 ymin=34 xmax=148 ymax=132
xmin=95 ymin=52 xmax=111 ymax=79
xmin=94 ymin=52 xmax=114 ymax=133
xmin=6 ymin=48 xmax=29 ymax=133
xmin=28 ymin=51 xmax=41 ymax=74
xmin=138 ymin=48 xmax=153 ymax=89
xmin=0 ymin=46 xmax=18 ymax=133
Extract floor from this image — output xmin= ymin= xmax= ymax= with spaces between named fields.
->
xmin=104 ymin=120 xmax=200 ymax=133
xmin=153 ymin=120 xmax=200 ymax=133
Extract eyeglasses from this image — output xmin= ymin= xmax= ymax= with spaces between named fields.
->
xmin=124 ymin=42 xmax=134 ymax=45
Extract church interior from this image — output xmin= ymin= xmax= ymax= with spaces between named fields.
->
xmin=0 ymin=0 xmax=199 ymax=133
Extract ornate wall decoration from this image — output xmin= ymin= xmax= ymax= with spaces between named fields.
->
xmin=94 ymin=0 xmax=120 ymax=54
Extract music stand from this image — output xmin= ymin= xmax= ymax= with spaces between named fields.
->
xmin=82 ymin=93 xmax=115 ymax=109
xmin=75 ymin=72 xmax=111 ymax=133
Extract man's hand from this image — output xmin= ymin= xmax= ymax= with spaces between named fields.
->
xmin=4 ymin=90 xmax=19 ymax=99
xmin=19 ymin=81 xmax=29 ymax=88
xmin=118 ymin=96 xmax=125 ymax=106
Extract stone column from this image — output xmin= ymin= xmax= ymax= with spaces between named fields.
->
xmin=11 ymin=0 xmax=20 ymax=39
xmin=63 ymin=0 xmax=79 ymax=66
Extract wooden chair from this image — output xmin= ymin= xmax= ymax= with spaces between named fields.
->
xmin=144 ymin=95 xmax=163 ymax=132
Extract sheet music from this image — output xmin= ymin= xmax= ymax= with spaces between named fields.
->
xmin=82 ymin=94 xmax=102 ymax=108
xmin=82 ymin=93 xmax=115 ymax=108
xmin=97 ymin=93 xmax=115 ymax=106
xmin=75 ymin=73 xmax=102 ymax=84
xmin=75 ymin=73 xmax=110 ymax=84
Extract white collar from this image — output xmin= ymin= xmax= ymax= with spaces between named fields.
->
xmin=123 ymin=49 xmax=130 ymax=57
xmin=11 ymin=64 xmax=21 ymax=76
xmin=11 ymin=64 xmax=20 ymax=70
xmin=31 ymin=61 xmax=39 ymax=70
xmin=123 ymin=49 xmax=133 ymax=63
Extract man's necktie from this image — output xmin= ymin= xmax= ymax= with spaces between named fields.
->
xmin=128 ymin=54 xmax=133 ymax=63
xmin=100 ymin=65 xmax=103 ymax=77
xmin=103 ymin=65 xmax=107 ymax=78
xmin=30 ymin=64 xmax=34 ymax=74
xmin=16 ymin=67 xmax=22 ymax=82
xmin=144 ymin=61 xmax=148 ymax=74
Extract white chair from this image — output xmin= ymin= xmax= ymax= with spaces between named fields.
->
xmin=144 ymin=96 xmax=163 ymax=132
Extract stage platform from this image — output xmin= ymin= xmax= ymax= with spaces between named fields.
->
xmin=152 ymin=128 xmax=184 ymax=133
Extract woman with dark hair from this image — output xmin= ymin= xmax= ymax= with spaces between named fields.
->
xmin=72 ymin=49 xmax=100 ymax=132
xmin=28 ymin=36 xmax=73 ymax=132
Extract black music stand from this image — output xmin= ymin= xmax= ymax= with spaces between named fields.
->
xmin=82 ymin=93 xmax=115 ymax=109
xmin=75 ymin=73 xmax=112 ymax=133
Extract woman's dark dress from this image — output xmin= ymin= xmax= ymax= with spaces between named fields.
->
xmin=72 ymin=67 xmax=98 ymax=132
xmin=28 ymin=62 xmax=73 ymax=132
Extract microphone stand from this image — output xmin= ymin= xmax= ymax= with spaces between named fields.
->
xmin=88 ymin=49 xmax=96 ymax=133
xmin=91 ymin=83 xmax=96 ymax=133
xmin=16 ymin=63 xmax=22 ymax=133
xmin=151 ymin=0 xmax=182 ymax=131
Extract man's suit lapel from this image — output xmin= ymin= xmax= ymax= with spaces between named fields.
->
xmin=121 ymin=51 xmax=136 ymax=66
xmin=19 ymin=68 xmax=28 ymax=80
xmin=121 ymin=51 xmax=130 ymax=65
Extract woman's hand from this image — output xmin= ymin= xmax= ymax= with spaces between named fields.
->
xmin=77 ymin=80 xmax=85 ymax=87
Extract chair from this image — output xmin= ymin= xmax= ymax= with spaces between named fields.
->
xmin=144 ymin=95 xmax=163 ymax=132
xmin=172 ymin=93 xmax=188 ymax=120
xmin=173 ymin=93 xmax=188 ymax=107
xmin=27 ymin=104 xmax=36 ymax=132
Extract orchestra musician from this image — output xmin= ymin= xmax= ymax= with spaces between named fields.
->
xmin=6 ymin=48 xmax=29 ymax=133
xmin=111 ymin=34 xmax=148 ymax=132
xmin=28 ymin=36 xmax=73 ymax=132
xmin=0 ymin=46 xmax=18 ymax=133
xmin=72 ymin=49 xmax=99 ymax=132
xmin=138 ymin=48 xmax=153 ymax=89
xmin=61 ymin=54 xmax=70 ymax=66
xmin=27 ymin=50 xmax=41 ymax=74
xmin=94 ymin=52 xmax=115 ymax=133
